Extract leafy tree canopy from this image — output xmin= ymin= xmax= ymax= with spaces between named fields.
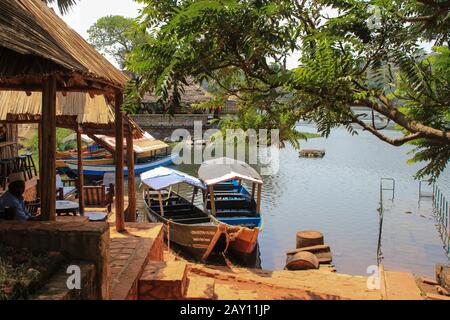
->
xmin=45 ymin=0 xmax=78 ymax=14
xmin=88 ymin=15 xmax=145 ymax=69
xmin=127 ymin=0 xmax=450 ymax=181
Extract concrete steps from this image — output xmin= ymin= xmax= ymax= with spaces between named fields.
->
xmin=184 ymin=276 xmax=216 ymax=300
xmin=138 ymin=260 xmax=219 ymax=300
xmin=139 ymin=261 xmax=189 ymax=300
xmin=381 ymin=269 xmax=423 ymax=300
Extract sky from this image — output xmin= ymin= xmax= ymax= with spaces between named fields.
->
xmin=54 ymin=0 xmax=143 ymax=39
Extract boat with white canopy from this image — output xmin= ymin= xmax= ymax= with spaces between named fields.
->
xmin=141 ymin=167 xmax=231 ymax=260
xmin=198 ymin=157 xmax=264 ymax=256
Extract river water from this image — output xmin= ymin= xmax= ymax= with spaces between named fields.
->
xmin=137 ymin=124 xmax=450 ymax=277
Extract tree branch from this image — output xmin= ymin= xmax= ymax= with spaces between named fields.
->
xmin=350 ymin=114 xmax=423 ymax=146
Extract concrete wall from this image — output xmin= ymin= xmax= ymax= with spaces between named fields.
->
xmin=131 ymin=114 xmax=211 ymax=128
xmin=0 ymin=221 xmax=110 ymax=299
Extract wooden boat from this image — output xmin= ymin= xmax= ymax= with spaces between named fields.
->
xmin=56 ymin=145 xmax=109 ymax=159
xmin=65 ymin=153 xmax=180 ymax=177
xmin=198 ymin=158 xmax=264 ymax=257
xmin=141 ymin=167 xmax=231 ymax=260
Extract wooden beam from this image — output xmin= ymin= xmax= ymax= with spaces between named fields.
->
xmin=40 ymin=76 xmax=57 ymax=221
xmin=38 ymin=123 xmax=42 ymax=178
xmin=126 ymin=132 xmax=136 ymax=222
xmin=256 ymin=183 xmax=262 ymax=215
xmin=114 ymin=91 xmax=125 ymax=232
xmin=251 ymin=183 xmax=256 ymax=200
xmin=76 ymin=127 xmax=85 ymax=215
xmin=158 ymin=192 xmax=165 ymax=217
xmin=209 ymin=186 xmax=217 ymax=216
xmin=87 ymin=134 xmax=116 ymax=155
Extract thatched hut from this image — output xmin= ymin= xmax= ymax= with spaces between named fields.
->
xmin=0 ymin=0 xmax=134 ymax=230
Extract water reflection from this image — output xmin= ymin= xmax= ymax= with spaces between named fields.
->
xmin=136 ymin=125 xmax=450 ymax=276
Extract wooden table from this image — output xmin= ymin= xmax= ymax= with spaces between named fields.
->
xmin=56 ymin=200 xmax=80 ymax=216
xmin=83 ymin=212 xmax=108 ymax=222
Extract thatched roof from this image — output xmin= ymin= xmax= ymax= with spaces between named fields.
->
xmin=0 ymin=90 xmax=144 ymax=138
xmin=0 ymin=0 xmax=128 ymax=92
xmin=143 ymin=78 xmax=212 ymax=105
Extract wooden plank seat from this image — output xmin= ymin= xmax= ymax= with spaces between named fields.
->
xmin=150 ymin=204 xmax=192 ymax=212
xmin=215 ymin=209 xmax=256 ymax=217
xmin=213 ymin=193 xmax=248 ymax=199
xmin=153 ymin=208 xmax=196 ymax=216
xmin=148 ymin=196 xmax=180 ymax=205
xmin=207 ymin=199 xmax=253 ymax=210
xmin=173 ymin=217 xmax=212 ymax=224
xmin=213 ymin=184 xmax=240 ymax=192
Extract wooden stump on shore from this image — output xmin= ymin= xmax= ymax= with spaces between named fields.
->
xmin=287 ymin=245 xmax=332 ymax=264
xmin=285 ymin=252 xmax=319 ymax=270
xmin=296 ymin=231 xmax=324 ymax=249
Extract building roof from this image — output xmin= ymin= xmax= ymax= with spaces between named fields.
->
xmin=0 ymin=90 xmax=144 ymax=138
xmin=143 ymin=78 xmax=212 ymax=105
xmin=198 ymin=157 xmax=263 ymax=185
xmin=141 ymin=167 xmax=206 ymax=191
xmin=0 ymin=0 xmax=128 ymax=92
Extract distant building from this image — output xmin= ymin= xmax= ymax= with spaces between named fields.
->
xmin=135 ymin=77 xmax=238 ymax=115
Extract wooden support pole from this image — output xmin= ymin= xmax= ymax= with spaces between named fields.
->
xmin=76 ymin=127 xmax=85 ymax=215
xmin=40 ymin=76 xmax=57 ymax=221
xmin=158 ymin=191 xmax=165 ymax=217
xmin=251 ymin=183 xmax=256 ymax=200
xmin=256 ymin=183 xmax=262 ymax=214
xmin=38 ymin=123 xmax=42 ymax=176
xmin=126 ymin=132 xmax=136 ymax=222
xmin=209 ymin=186 xmax=216 ymax=215
xmin=115 ymin=91 xmax=125 ymax=232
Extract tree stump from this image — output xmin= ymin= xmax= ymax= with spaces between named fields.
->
xmin=296 ymin=231 xmax=324 ymax=249
xmin=286 ymin=244 xmax=332 ymax=264
xmin=285 ymin=251 xmax=319 ymax=270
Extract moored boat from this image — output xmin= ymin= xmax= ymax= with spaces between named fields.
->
xmin=66 ymin=152 xmax=179 ymax=177
xmin=141 ymin=167 xmax=230 ymax=260
xmin=198 ymin=157 xmax=264 ymax=257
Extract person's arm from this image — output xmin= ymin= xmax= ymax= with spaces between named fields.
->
xmin=17 ymin=199 xmax=36 ymax=221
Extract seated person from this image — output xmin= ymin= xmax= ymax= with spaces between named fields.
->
xmin=0 ymin=172 xmax=40 ymax=221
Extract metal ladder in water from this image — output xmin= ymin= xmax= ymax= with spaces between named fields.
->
xmin=432 ymin=184 xmax=450 ymax=254
xmin=377 ymin=178 xmax=396 ymax=265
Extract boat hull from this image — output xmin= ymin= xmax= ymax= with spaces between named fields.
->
xmin=144 ymin=196 xmax=227 ymax=259
xmin=66 ymin=153 xmax=180 ymax=177
xmin=229 ymin=227 xmax=260 ymax=256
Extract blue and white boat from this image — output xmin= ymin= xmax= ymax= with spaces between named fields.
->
xmin=65 ymin=153 xmax=180 ymax=177
xmin=198 ymin=157 xmax=264 ymax=256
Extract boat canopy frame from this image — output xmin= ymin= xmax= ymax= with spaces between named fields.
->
xmin=198 ymin=157 xmax=263 ymax=216
xmin=140 ymin=167 xmax=206 ymax=217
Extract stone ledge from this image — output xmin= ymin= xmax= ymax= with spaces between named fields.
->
xmin=139 ymin=261 xmax=188 ymax=300
xmin=109 ymin=223 xmax=164 ymax=300
xmin=0 ymin=221 xmax=110 ymax=300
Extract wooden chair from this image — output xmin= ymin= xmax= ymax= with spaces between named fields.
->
xmin=94 ymin=172 xmax=115 ymax=195
xmin=83 ymin=185 xmax=113 ymax=213
xmin=25 ymin=199 xmax=40 ymax=215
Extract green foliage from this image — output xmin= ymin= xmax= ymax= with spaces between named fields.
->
xmin=128 ymin=0 xmax=450 ymax=180
xmin=0 ymin=245 xmax=64 ymax=300
xmin=45 ymin=0 xmax=78 ymax=14
xmin=87 ymin=15 xmax=146 ymax=69
xmin=25 ymin=128 xmax=76 ymax=154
